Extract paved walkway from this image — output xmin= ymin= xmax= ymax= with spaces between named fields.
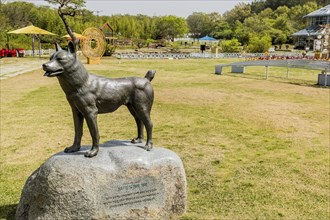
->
xmin=0 ymin=58 xmax=47 ymax=80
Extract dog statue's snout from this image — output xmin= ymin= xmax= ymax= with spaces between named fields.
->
xmin=42 ymin=63 xmax=51 ymax=77
xmin=42 ymin=63 xmax=47 ymax=70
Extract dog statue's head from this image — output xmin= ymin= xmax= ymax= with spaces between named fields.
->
xmin=43 ymin=42 xmax=76 ymax=77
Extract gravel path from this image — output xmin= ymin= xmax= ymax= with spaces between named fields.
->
xmin=0 ymin=58 xmax=47 ymax=80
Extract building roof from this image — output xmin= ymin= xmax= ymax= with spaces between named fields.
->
xmin=291 ymin=25 xmax=325 ymax=37
xmin=304 ymin=4 xmax=330 ymax=18
xmin=199 ymin=35 xmax=217 ymax=41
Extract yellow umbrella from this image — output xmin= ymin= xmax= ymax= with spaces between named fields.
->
xmin=62 ymin=32 xmax=86 ymax=40
xmin=8 ymin=25 xmax=56 ymax=35
xmin=8 ymin=25 xmax=56 ymax=57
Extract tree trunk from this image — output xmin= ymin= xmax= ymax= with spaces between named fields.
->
xmin=58 ymin=9 xmax=79 ymax=45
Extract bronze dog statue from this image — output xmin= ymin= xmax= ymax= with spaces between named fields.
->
xmin=43 ymin=42 xmax=155 ymax=157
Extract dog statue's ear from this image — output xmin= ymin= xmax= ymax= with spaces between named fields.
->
xmin=68 ymin=41 xmax=76 ymax=55
xmin=55 ymin=42 xmax=62 ymax=51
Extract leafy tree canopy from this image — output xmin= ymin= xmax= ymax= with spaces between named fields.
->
xmin=0 ymin=0 xmax=327 ymax=50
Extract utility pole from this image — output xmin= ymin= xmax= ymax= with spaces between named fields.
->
xmin=93 ymin=10 xmax=102 ymax=19
xmin=94 ymin=10 xmax=103 ymax=18
xmin=93 ymin=10 xmax=103 ymax=24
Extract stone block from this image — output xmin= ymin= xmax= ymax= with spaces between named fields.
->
xmin=15 ymin=140 xmax=187 ymax=220
xmin=318 ymin=73 xmax=330 ymax=86
xmin=215 ymin=65 xmax=223 ymax=75
xmin=231 ymin=66 xmax=245 ymax=73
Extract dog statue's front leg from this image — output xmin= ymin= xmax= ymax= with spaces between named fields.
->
xmin=64 ymin=108 xmax=83 ymax=153
xmin=84 ymin=110 xmax=99 ymax=158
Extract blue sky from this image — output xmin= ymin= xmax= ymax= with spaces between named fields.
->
xmin=18 ymin=0 xmax=254 ymax=17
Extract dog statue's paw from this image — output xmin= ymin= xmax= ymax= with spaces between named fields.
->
xmin=64 ymin=145 xmax=81 ymax=153
xmin=84 ymin=148 xmax=98 ymax=158
xmin=131 ymin=138 xmax=143 ymax=144
xmin=145 ymin=142 xmax=153 ymax=151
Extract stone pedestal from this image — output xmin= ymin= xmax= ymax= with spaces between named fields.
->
xmin=15 ymin=140 xmax=187 ymax=220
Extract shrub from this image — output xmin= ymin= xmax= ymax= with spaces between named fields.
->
xmin=220 ymin=38 xmax=242 ymax=52
xmin=247 ymin=35 xmax=272 ymax=53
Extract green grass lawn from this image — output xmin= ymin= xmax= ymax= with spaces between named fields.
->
xmin=1 ymin=57 xmax=329 ymax=219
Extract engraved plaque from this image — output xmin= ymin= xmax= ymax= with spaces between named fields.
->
xmin=103 ymin=176 xmax=164 ymax=210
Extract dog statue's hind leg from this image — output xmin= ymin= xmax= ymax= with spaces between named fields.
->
xmin=132 ymin=104 xmax=153 ymax=151
xmin=64 ymin=108 xmax=83 ymax=153
xmin=143 ymin=115 xmax=153 ymax=151
xmin=127 ymin=104 xmax=144 ymax=144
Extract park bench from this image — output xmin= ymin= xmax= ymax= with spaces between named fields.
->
xmin=215 ymin=59 xmax=330 ymax=85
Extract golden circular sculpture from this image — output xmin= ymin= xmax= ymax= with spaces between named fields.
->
xmin=80 ymin=27 xmax=106 ymax=64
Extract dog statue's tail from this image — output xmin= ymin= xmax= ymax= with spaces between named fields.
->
xmin=145 ymin=70 xmax=156 ymax=82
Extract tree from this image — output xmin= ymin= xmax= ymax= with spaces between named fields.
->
xmin=289 ymin=2 xmax=318 ymax=31
xmin=0 ymin=1 xmax=10 ymax=48
xmin=154 ymin=16 xmax=188 ymax=41
xmin=233 ymin=21 xmax=250 ymax=46
xmin=45 ymin=0 xmax=86 ymax=45
xmin=186 ymin=12 xmax=211 ymax=38
xmin=212 ymin=20 xmax=233 ymax=40
xmin=274 ymin=5 xmax=290 ymax=18
xmin=259 ymin=8 xmax=274 ymax=19
xmin=2 ymin=1 xmax=35 ymax=27
xmin=207 ymin=12 xmax=222 ymax=38
xmin=250 ymin=0 xmax=266 ymax=14
xmin=223 ymin=3 xmax=252 ymax=27
xmin=243 ymin=15 xmax=271 ymax=36
xmin=251 ymin=0 xmax=326 ymax=13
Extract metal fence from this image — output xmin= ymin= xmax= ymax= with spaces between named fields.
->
xmin=23 ymin=50 xmax=319 ymax=61
xmin=24 ymin=49 xmax=56 ymax=56
xmin=113 ymin=52 xmax=316 ymax=59
xmin=114 ymin=52 xmax=265 ymax=59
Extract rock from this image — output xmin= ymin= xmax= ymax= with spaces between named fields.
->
xmin=15 ymin=140 xmax=187 ymax=220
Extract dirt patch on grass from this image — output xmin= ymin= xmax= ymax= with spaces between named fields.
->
xmin=0 ymin=57 xmax=48 ymax=80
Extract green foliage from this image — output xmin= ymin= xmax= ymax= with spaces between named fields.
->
xmin=250 ymin=0 xmax=325 ymax=13
xmin=272 ymin=29 xmax=288 ymax=46
xmin=289 ymin=2 xmax=319 ymax=31
xmin=2 ymin=1 xmax=35 ymax=28
xmin=222 ymin=0 xmax=326 ymax=47
xmin=247 ymin=34 xmax=272 ymax=53
xmin=187 ymin=12 xmax=212 ymax=38
xmin=220 ymin=39 xmax=242 ymax=52
xmin=187 ymin=12 xmax=224 ymax=40
xmin=0 ymin=0 xmax=328 ymax=50
xmin=45 ymin=0 xmax=86 ymax=13
xmin=223 ymin=3 xmax=252 ymax=26
xmin=154 ymin=15 xmax=188 ymax=40
xmin=212 ymin=20 xmax=233 ymax=40
xmin=233 ymin=21 xmax=250 ymax=46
